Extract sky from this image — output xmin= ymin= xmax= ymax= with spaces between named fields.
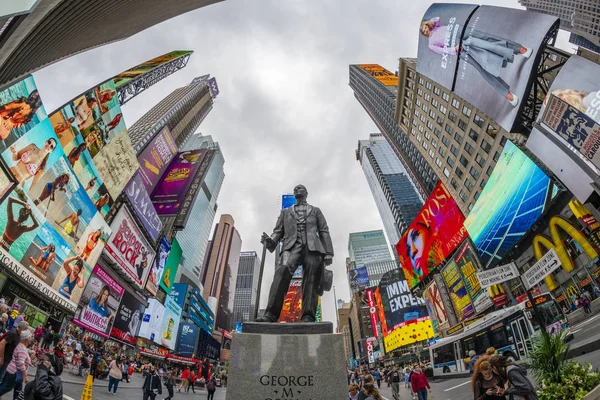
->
xmin=33 ymin=0 xmax=575 ymax=328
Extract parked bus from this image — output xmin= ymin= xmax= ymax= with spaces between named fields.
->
xmin=429 ymin=293 xmax=568 ymax=377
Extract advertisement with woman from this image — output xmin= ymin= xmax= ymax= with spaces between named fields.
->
xmin=160 ymin=296 xmax=182 ymax=350
xmin=73 ymin=265 xmax=123 ymax=338
xmin=109 ymin=291 xmax=145 ymax=346
xmin=146 ymin=238 xmax=170 ymax=296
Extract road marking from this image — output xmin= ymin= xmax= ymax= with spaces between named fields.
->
xmin=444 ymin=380 xmax=471 ymax=391
xmin=571 ymin=329 xmax=582 ymax=334
xmin=572 ymin=314 xmax=600 ymax=330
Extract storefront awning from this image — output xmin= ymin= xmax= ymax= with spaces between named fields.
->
xmin=166 ymin=354 xmax=200 ymax=365
xmin=140 ymin=349 xmax=166 ymax=361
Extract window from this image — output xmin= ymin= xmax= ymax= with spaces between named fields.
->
xmin=470 ymin=166 xmax=480 ymax=180
xmin=494 ymin=151 xmax=501 ymax=162
xmin=468 ymin=129 xmax=479 ymax=142
xmin=429 ymin=110 xmax=436 ymax=119
xmin=500 ymin=136 xmax=508 ymax=147
xmin=443 ymin=168 xmax=450 ymax=178
xmin=459 ymin=155 xmax=468 ymax=167
xmin=427 ymin=121 xmax=434 ymax=130
xmin=474 ymin=114 xmax=484 ymax=128
xmin=474 ymin=191 xmax=480 ymax=200
xmin=437 ymin=115 xmax=444 ymax=126
xmin=464 ymin=142 xmax=474 ymax=155
xmin=486 ymin=124 xmax=497 ymax=136
xmin=448 ymin=111 xmax=456 ymax=122
xmin=455 ymin=167 xmax=464 ymax=178
xmin=418 ymin=88 xmax=423 ymax=96
xmin=441 ymin=136 xmax=450 ymax=147
xmin=422 ymin=104 xmax=428 ymax=113
xmin=451 ymin=98 xmax=460 ymax=109
xmin=465 ymin=179 xmax=473 ymax=191
xmin=432 ymin=98 xmax=439 ymax=108
xmin=481 ymin=139 xmax=492 ymax=153
xmin=419 ymin=77 xmax=424 ymax=85
xmin=433 ymin=86 xmax=441 ymax=96
xmin=450 ymin=144 xmax=459 ymax=156
xmin=475 ymin=153 xmax=485 ymax=167
xmin=459 ymin=189 xmax=467 ymax=202
xmin=480 ymin=179 xmax=487 ymax=189
xmin=445 ymin=124 xmax=453 ymax=135
xmin=447 ymin=156 xmax=455 ymax=167
xmin=442 ymin=92 xmax=450 ymax=102
xmin=432 ymin=138 xmax=438 ymax=147
xmin=424 ymin=93 xmax=431 ymax=101
xmin=416 ymin=99 xmax=421 ymax=107
xmin=436 ymin=158 xmax=443 ymax=168
xmin=428 ymin=149 xmax=435 ymax=158
xmin=458 ymin=119 xmax=468 ymax=132
xmin=439 ymin=104 xmax=447 ymax=114
xmin=462 ymin=105 xmax=472 ymax=117
xmin=487 ymin=166 xmax=494 ymax=176
xmin=454 ymin=132 xmax=463 ymax=144
xmin=451 ymin=178 xmax=458 ymax=189
xmin=425 ymin=81 xmax=432 ymax=90
xmin=434 ymin=127 xmax=441 ymax=137
xmin=438 ymin=146 xmax=446 ymax=157
xmin=422 ymin=141 xmax=429 ymax=150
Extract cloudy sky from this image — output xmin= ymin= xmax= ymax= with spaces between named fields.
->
xmin=33 ymin=0 xmax=574 ymax=327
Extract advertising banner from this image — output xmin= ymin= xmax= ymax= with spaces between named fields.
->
xmin=138 ymin=298 xmax=165 ymax=344
xmin=465 ymin=141 xmax=555 ymax=268
xmin=113 ymin=51 xmax=193 ymax=88
xmin=454 ymin=6 xmax=558 ymax=132
xmin=146 ymin=238 xmax=170 ymax=296
xmin=48 ymin=79 xmax=139 ymax=207
xmin=366 ymin=288 xmax=379 ymax=338
xmin=137 ymin=127 xmax=177 ymax=193
xmin=151 ymin=149 xmax=207 ymax=215
xmin=376 ymin=268 xmax=428 ymax=336
xmin=357 ymin=64 xmax=399 ymax=87
xmin=441 ymin=260 xmax=475 ymax=322
xmin=170 ymin=283 xmax=187 ymax=309
xmin=160 ymin=238 xmax=181 ymax=294
xmin=383 ymin=317 xmax=435 ymax=353
xmin=281 ymin=194 xmax=295 ymax=209
xmin=396 ymin=181 xmax=467 ymax=289
xmin=453 ymin=241 xmax=493 ymax=314
xmin=105 ymin=206 xmax=156 ymax=289
xmin=159 ymin=296 xmax=182 ymax=350
xmin=109 ymin=290 xmax=144 ymax=346
xmin=124 ymin=172 xmax=162 ymax=243
xmin=207 ymin=77 xmax=220 ymax=98
xmin=417 ymin=3 xmax=478 ymax=90
xmin=278 ymin=279 xmax=302 ymax=323
xmin=176 ymin=323 xmax=199 ymax=357
xmin=424 ymin=279 xmax=450 ymax=334
xmin=73 ymin=265 xmax=123 ymax=338
xmin=349 ymin=266 xmax=370 ymax=291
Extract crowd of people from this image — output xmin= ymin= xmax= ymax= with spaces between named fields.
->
xmin=347 ymin=364 xmax=431 ymax=400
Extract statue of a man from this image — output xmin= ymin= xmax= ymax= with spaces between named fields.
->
xmin=256 ymin=184 xmax=334 ymax=323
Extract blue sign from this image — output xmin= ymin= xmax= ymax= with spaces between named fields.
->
xmin=175 ymin=323 xmax=199 ymax=357
xmin=171 ymin=283 xmax=188 ymax=309
xmin=235 ymin=322 xmax=243 ymax=333
xmin=190 ymin=296 xmax=214 ymax=327
xmin=349 ymin=266 xmax=369 ymax=290
xmin=282 ymin=194 xmax=295 ymax=210
xmin=189 ymin=309 xmax=212 ymax=334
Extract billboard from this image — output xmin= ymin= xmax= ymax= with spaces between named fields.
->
xmin=417 ymin=3 xmax=478 ymax=90
xmin=160 ymin=296 xmax=182 ymax=350
xmin=281 ymin=194 xmax=295 ymax=209
xmin=424 ymin=278 xmax=450 ymax=334
xmin=396 ymin=181 xmax=467 ymax=289
xmin=72 ymin=265 xmax=123 ymax=338
xmin=441 ymin=260 xmax=475 ymax=322
xmin=112 ymin=51 xmax=193 ymax=88
xmin=104 ymin=206 xmax=156 ymax=289
xmin=207 ymin=77 xmax=219 ymax=98
xmin=136 ymin=127 xmax=177 ymax=193
xmin=453 ymin=241 xmax=493 ymax=314
xmin=357 ymin=64 xmax=399 ymax=87
xmin=146 ymin=238 xmax=170 ymax=296
xmin=465 ymin=141 xmax=555 ymax=268
xmin=383 ymin=317 xmax=435 ymax=352
xmin=124 ymin=172 xmax=162 ymax=243
xmin=151 ymin=149 xmax=207 ymax=215
xmin=278 ymin=279 xmax=302 ymax=323
xmin=109 ymin=291 xmax=145 ymax=346
xmin=176 ymin=323 xmax=199 ymax=357
xmin=160 ymin=237 xmax=181 ymax=294
xmin=453 ymin=6 xmax=558 ymax=132
xmin=138 ymin=298 xmax=165 ymax=344
xmin=349 ymin=266 xmax=369 ymax=291
xmin=48 ymin=79 xmax=139 ymax=207
xmin=170 ymin=283 xmax=187 ymax=309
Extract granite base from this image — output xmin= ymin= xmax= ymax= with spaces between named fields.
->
xmin=226 ymin=331 xmax=347 ymax=400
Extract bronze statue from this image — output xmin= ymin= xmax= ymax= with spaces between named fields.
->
xmin=256 ymin=184 xmax=334 ymax=323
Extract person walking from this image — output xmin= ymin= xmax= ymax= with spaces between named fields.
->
xmin=122 ymin=359 xmax=130 ymax=383
xmin=372 ymin=369 xmax=382 ymax=389
xmin=142 ymin=366 xmax=162 ymax=400
xmin=348 ymin=383 xmax=360 ymax=400
xmin=389 ymin=366 xmax=401 ymax=400
xmin=187 ymin=370 xmax=196 ymax=394
xmin=164 ymin=370 xmax=176 ymax=400
xmin=490 ymin=355 xmax=537 ymax=400
xmin=468 ymin=350 xmax=481 ymax=373
xmin=410 ymin=365 xmax=432 ymax=400
xmin=472 ymin=358 xmax=506 ymax=400
xmin=177 ymin=367 xmax=189 ymax=393
xmin=0 ymin=321 xmax=29 ymax=380
xmin=206 ymin=376 xmax=216 ymax=400
xmin=359 ymin=375 xmax=382 ymax=400
xmin=108 ymin=357 xmax=123 ymax=394
xmin=0 ymin=329 xmax=32 ymax=397
xmin=28 ymin=353 xmax=63 ymax=400
xmin=404 ymin=366 xmax=412 ymax=389
xmin=78 ymin=351 xmax=89 ymax=377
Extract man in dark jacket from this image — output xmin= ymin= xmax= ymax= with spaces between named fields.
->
xmin=25 ymin=353 xmax=63 ymax=400
xmin=142 ymin=366 xmax=162 ymax=400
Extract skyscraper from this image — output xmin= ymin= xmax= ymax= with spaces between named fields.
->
xmin=175 ymin=134 xmax=225 ymax=280
xmin=357 ymin=133 xmax=423 ymax=247
xmin=349 ymin=64 xmax=439 ymax=200
xmin=0 ymin=0 xmax=223 ymax=85
xmin=128 ymin=77 xmax=215 ymax=153
xmin=201 ymin=214 xmax=242 ymax=334
xmin=519 ymin=0 xmax=599 ymax=52
xmin=570 ymin=33 xmax=600 ymax=54
xmin=232 ymin=251 xmax=261 ymax=326
xmin=348 ymin=230 xmax=391 ymax=267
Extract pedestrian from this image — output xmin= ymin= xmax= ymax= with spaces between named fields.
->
xmin=348 ymin=383 xmax=360 ymax=400
xmin=486 ymin=347 xmax=496 ymax=356
xmin=78 ymin=351 xmax=89 ymax=377
xmin=108 ymin=357 xmax=123 ymax=394
xmin=0 ymin=329 xmax=32 ymax=397
xmin=404 ymin=366 xmax=411 ymax=388
xmin=472 ymin=358 xmax=506 ymax=400
xmin=372 ymin=368 xmax=382 ymax=389
xmin=360 ymin=375 xmax=382 ymax=400
xmin=187 ymin=370 xmax=196 ymax=394
xmin=26 ymin=352 xmax=63 ymax=400
xmin=390 ymin=366 xmax=401 ymax=400
xmin=490 ymin=355 xmax=537 ymax=400
xmin=206 ymin=376 xmax=216 ymax=400
xmin=177 ymin=367 xmax=189 ymax=393
xmin=0 ymin=321 xmax=29 ymax=380
xmin=594 ymin=285 xmax=600 ymax=299
xmin=164 ymin=370 xmax=176 ymax=400
xmin=410 ymin=365 xmax=431 ymax=400
xmin=468 ymin=350 xmax=481 ymax=373
xmin=142 ymin=366 xmax=162 ymax=400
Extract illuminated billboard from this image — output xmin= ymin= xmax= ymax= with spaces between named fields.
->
xmin=278 ymin=280 xmax=302 ymax=322
xmin=452 ymin=241 xmax=493 ymax=314
xmin=159 ymin=238 xmax=181 ymax=295
xmin=465 ymin=141 xmax=556 ymax=268
xmin=159 ymin=296 xmax=182 ymax=350
xmin=357 ymin=64 xmax=398 ymax=87
xmin=424 ymin=278 xmax=449 ymax=335
xmin=349 ymin=266 xmax=369 ymax=291
xmin=281 ymin=194 xmax=295 ymax=209
xmin=137 ymin=127 xmax=177 ymax=193
xmin=138 ymin=298 xmax=165 ymax=344
xmin=112 ymin=51 xmax=193 ymax=88
xmin=109 ymin=291 xmax=144 ymax=346
xmin=441 ymin=260 xmax=474 ymax=322
xmin=383 ymin=317 xmax=435 ymax=353
xmin=396 ymin=181 xmax=467 ymax=289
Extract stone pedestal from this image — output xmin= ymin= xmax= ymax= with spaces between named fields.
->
xmin=226 ymin=322 xmax=348 ymax=400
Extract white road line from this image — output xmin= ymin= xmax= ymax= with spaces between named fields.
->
xmin=571 ymin=329 xmax=582 ymax=334
xmin=571 ymin=314 xmax=600 ymax=330
xmin=444 ymin=380 xmax=471 ymax=391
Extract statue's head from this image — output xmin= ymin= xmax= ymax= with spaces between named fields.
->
xmin=293 ymin=184 xmax=308 ymax=201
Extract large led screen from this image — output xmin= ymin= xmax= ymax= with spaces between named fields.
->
xmin=113 ymin=51 xmax=193 ymax=88
xmin=424 ymin=278 xmax=450 ymax=334
xmin=396 ymin=181 xmax=467 ymax=289
xmin=452 ymin=241 xmax=493 ymax=314
xmin=465 ymin=141 xmax=555 ymax=268
xmin=159 ymin=296 xmax=182 ymax=350
xmin=138 ymin=298 xmax=165 ymax=344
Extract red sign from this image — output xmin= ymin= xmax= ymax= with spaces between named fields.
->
xmin=492 ymin=294 xmax=508 ymax=308
xmin=396 ymin=181 xmax=467 ymax=289
xmin=366 ymin=289 xmax=378 ymax=338
xmin=278 ymin=280 xmax=303 ymax=322
xmin=517 ymin=288 xmax=541 ymax=304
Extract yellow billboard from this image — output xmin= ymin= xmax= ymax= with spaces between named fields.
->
xmin=383 ymin=317 xmax=435 ymax=353
xmin=357 ymin=64 xmax=398 ymax=87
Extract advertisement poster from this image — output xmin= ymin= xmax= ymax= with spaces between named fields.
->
xmin=160 ymin=296 xmax=182 ymax=350
xmin=73 ymin=265 xmax=123 ymax=338
xmin=112 ymin=51 xmax=193 ymax=88
xmin=136 ymin=127 xmax=177 ymax=193
xmin=170 ymin=283 xmax=187 ymax=309
xmin=173 ymin=150 xmax=214 ymax=230
xmin=278 ymin=279 xmax=302 ymax=323
xmin=160 ymin=238 xmax=181 ymax=294
xmin=424 ymin=279 xmax=450 ymax=334
xmin=441 ymin=261 xmax=475 ymax=322
xmin=416 ymin=3 xmax=478 ymax=90
xmin=396 ymin=181 xmax=467 ymax=289
xmin=208 ymin=77 xmax=220 ymax=98
xmin=349 ymin=266 xmax=369 ymax=291
xmin=454 ymin=241 xmax=493 ymax=314
xmin=138 ymin=298 xmax=165 ymax=344
xmin=175 ymin=323 xmax=199 ymax=357
xmin=281 ymin=194 xmax=295 ymax=209
xmin=454 ymin=6 xmax=558 ymax=132
xmin=0 ymin=163 xmax=14 ymax=203
xmin=123 ymin=172 xmax=162 ymax=242
xmin=48 ymin=79 xmax=139 ymax=207
xmin=146 ymin=238 xmax=170 ymax=296
xmin=383 ymin=317 xmax=435 ymax=353
xmin=151 ymin=149 xmax=207 ymax=215
xmin=357 ymin=65 xmax=399 ymax=87
xmin=465 ymin=141 xmax=555 ymax=268
xmin=109 ymin=290 xmax=145 ymax=346
xmin=105 ymin=206 xmax=156 ymax=289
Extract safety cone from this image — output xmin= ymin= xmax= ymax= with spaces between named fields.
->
xmin=80 ymin=374 xmax=93 ymax=400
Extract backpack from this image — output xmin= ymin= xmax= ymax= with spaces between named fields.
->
xmin=206 ymin=380 xmax=216 ymax=391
